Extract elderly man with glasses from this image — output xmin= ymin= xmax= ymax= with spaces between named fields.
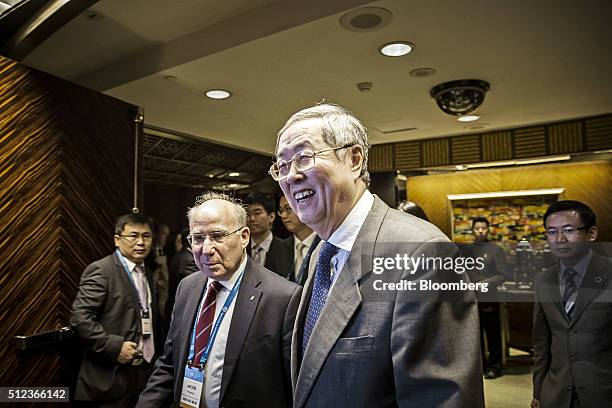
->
xmin=137 ymin=192 xmax=301 ymax=408
xmin=532 ymin=200 xmax=612 ymax=408
xmin=71 ymin=212 xmax=163 ymax=407
xmin=271 ymin=103 xmax=484 ymax=408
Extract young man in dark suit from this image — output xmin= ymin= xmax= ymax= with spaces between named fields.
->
xmin=245 ymin=192 xmax=292 ymax=276
xmin=277 ymin=193 xmax=320 ymax=285
xmin=137 ymin=192 xmax=301 ymax=408
xmin=71 ymin=212 xmax=162 ymax=407
xmin=532 ymin=200 xmax=612 ymax=408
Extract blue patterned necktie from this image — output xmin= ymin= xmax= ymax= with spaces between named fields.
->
xmin=302 ymin=241 xmax=340 ymax=356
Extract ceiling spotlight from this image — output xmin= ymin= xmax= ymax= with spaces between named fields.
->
xmin=379 ymin=42 xmax=414 ymax=57
xmin=457 ymin=115 xmax=480 ymax=122
xmin=409 ymin=67 xmax=436 ymax=78
xmin=205 ymin=89 xmax=231 ymax=100
xmin=228 ymin=172 xmax=240 ymax=177
xmin=430 ymin=79 xmax=490 ymax=116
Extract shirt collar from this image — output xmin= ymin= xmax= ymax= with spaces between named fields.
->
xmin=119 ymin=252 xmax=140 ymax=273
xmin=327 ymin=190 xmax=374 ymax=252
xmin=251 ymin=231 xmax=273 ymax=252
xmin=208 ymin=254 xmax=247 ymax=291
xmin=295 ymin=231 xmax=317 ymax=249
xmin=560 ymin=249 xmax=593 ymax=278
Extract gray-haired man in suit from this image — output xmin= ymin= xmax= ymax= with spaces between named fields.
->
xmin=271 ymin=103 xmax=484 ymax=407
xmin=532 ymin=200 xmax=612 ymax=408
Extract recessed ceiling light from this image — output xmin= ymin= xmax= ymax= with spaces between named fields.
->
xmin=205 ymin=89 xmax=231 ymax=100
xmin=228 ymin=172 xmax=240 ymax=177
xmin=409 ymin=67 xmax=436 ymax=78
xmin=379 ymin=42 xmax=414 ymax=57
xmin=457 ymin=115 xmax=480 ymax=122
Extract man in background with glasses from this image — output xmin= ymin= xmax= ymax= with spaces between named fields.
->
xmin=71 ymin=212 xmax=162 ymax=407
xmin=272 ymin=103 xmax=484 ymax=408
xmin=278 ymin=193 xmax=320 ymax=285
xmin=532 ymin=200 xmax=612 ymax=408
xmin=138 ymin=192 xmax=301 ymax=408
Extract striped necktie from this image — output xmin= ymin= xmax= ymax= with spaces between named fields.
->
xmin=562 ymin=268 xmax=578 ymax=317
xmin=193 ymin=281 xmax=222 ymax=367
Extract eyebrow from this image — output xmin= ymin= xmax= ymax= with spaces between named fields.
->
xmin=276 ymin=141 xmax=312 ymax=160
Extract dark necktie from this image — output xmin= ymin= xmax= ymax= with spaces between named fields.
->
xmin=562 ymin=268 xmax=577 ymax=317
xmin=302 ymin=241 xmax=339 ymax=356
xmin=193 ymin=281 xmax=222 ymax=367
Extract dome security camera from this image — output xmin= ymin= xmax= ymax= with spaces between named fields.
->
xmin=430 ymin=79 xmax=490 ymax=116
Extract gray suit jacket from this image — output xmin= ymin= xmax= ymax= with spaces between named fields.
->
xmin=291 ymin=196 xmax=484 ymax=408
xmin=70 ymin=252 xmax=162 ymax=401
xmin=533 ymin=253 xmax=612 ymax=408
xmin=137 ymin=257 xmax=302 ymax=408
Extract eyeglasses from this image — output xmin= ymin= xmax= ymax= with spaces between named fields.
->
xmin=269 ymin=144 xmax=355 ymax=181
xmin=277 ymin=206 xmax=293 ymax=216
xmin=545 ymin=227 xmax=588 ymax=237
xmin=118 ymin=233 xmax=153 ymax=243
xmin=187 ymin=226 xmax=244 ymax=246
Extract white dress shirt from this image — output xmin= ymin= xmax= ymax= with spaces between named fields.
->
xmin=123 ymin=256 xmax=153 ymax=356
xmin=294 ymin=231 xmax=317 ymax=278
xmin=250 ymin=232 xmax=273 ymax=266
xmin=200 ymin=255 xmax=247 ymax=408
xmin=326 ymin=190 xmax=374 ymax=290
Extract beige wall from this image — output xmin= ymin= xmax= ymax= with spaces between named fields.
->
xmin=407 ymin=160 xmax=612 ymax=241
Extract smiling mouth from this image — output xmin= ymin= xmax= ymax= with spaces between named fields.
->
xmin=294 ymin=189 xmax=315 ymax=204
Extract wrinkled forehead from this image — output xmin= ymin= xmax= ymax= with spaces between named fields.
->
xmin=190 ymin=200 xmax=235 ymax=229
xmin=276 ymin=118 xmax=326 ymax=159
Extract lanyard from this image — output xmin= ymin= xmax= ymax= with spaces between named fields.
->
xmin=115 ymin=249 xmax=148 ymax=310
xmin=188 ymin=271 xmax=244 ymax=370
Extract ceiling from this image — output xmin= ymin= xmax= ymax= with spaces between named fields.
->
xmin=20 ymin=0 xmax=612 ymax=160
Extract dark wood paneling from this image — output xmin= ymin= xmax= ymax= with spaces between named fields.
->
xmin=394 ymin=141 xmax=421 ymax=170
xmin=482 ymin=130 xmax=513 ymax=161
xmin=514 ymin=126 xmax=547 ymax=158
xmin=422 ymin=138 xmax=449 ymax=167
xmin=369 ymin=143 xmax=394 ymax=171
xmin=585 ymin=115 xmax=612 ymax=151
xmin=549 ymin=121 xmax=583 ymax=154
xmin=451 ymin=135 xmax=480 ymax=164
xmin=0 ymin=55 xmax=138 ymax=395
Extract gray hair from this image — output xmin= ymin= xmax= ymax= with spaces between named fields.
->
xmin=276 ymin=103 xmax=370 ymax=187
xmin=187 ymin=191 xmax=247 ymax=229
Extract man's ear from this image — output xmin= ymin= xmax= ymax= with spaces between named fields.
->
xmin=241 ymin=227 xmax=250 ymax=249
xmin=588 ymin=226 xmax=598 ymax=242
xmin=268 ymin=211 xmax=276 ymax=224
xmin=349 ymin=144 xmax=364 ymax=175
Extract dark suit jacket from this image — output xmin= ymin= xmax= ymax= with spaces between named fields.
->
xmin=247 ymin=235 xmax=293 ymax=278
xmin=292 ymin=196 xmax=484 ymax=408
xmin=166 ymin=247 xmax=198 ymax=317
xmin=283 ymin=235 xmax=322 ymax=285
xmin=70 ymin=252 xmax=162 ymax=401
xmin=137 ymin=257 xmax=302 ymax=408
xmin=533 ymin=253 xmax=612 ymax=408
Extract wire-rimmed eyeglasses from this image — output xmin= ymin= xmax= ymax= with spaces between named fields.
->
xmin=269 ymin=144 xmax=354 ymax=181
xmin=187 ymin=226 xmax=244 ymax=246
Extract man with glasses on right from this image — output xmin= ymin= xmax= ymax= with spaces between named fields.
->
xmin=532 ymin=200 xmax=612 ymax=408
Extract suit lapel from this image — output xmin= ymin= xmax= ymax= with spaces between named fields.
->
xmin=570 ymin=255 xmax=610 ymax=326
xmin=113 ymin=253 xmax=142 ymax=313
xmin=542 ymin=265 xmax=569 ymax=323
xmin=219 ymin=259 xmax=262 ymax=403
xmin=293 ymin=197 xmax=387 ymax=408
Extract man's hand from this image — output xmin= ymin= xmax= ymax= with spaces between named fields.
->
xmin=530 ymin=398 xmax=540 ymax=408
xmin=117 ymin=341 xmax=138 ymax=364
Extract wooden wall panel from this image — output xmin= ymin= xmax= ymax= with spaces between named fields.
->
xmin=549 ymin=121 xmax=583 ymax=154
xmin=514 ymin=126 xmax=547 ymax=158
xmin=406 ymin=160 xmax=612 ymax=241
xmin=450 ymin=135 xmax=480 ymax=164
xmin=369 ymin=143 xmax=394 ymax=171
xmin=395 ymin=141 xmax=420 ymax=170
xmin=481 ymin=130 xmax=513 ymax=161
xmin=0 ymin=55 xmax=138 ymax=395
xmin=585 ymin=115 xmax=612 ymax=151
xmin=422 ymin=138 xmax=449 ymax=167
